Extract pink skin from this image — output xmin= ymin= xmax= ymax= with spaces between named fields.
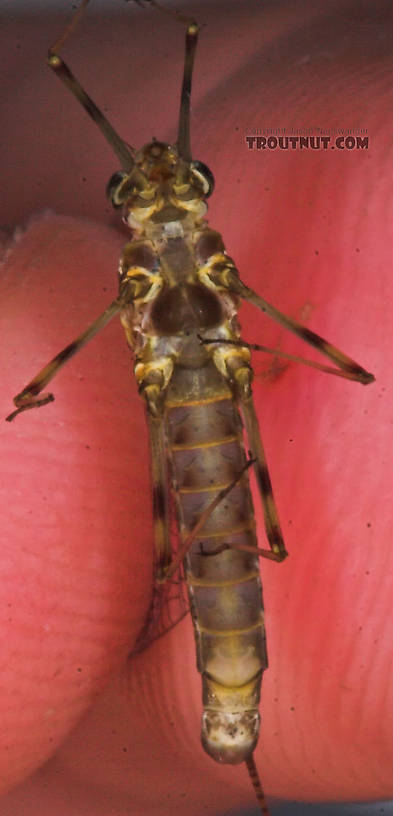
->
xmin=1 ymin=1 xmax=392 ymax=814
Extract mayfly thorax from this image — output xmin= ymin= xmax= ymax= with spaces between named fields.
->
xmin=6 ymin=1 xmax=375 ymax=813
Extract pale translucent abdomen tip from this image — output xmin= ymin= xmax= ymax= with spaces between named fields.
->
xmin=201 ymin=710 xmax=260 ymax=765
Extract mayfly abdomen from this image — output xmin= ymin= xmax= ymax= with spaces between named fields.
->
xmin=166 ymin=361 xmax=267 ymax=764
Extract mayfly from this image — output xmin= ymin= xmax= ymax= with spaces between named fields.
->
xmin=6 ymin=1 xmax=375 ymax=813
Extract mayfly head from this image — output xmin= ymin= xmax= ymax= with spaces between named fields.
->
xmin=106 ymin=142 xmax=214 ymax=231
xmin=48 ymin=3 xmax=212 ymax=232
xmin=106 ymin=17 xmax=214 ymax=233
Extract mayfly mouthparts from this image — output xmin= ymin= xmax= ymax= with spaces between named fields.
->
xmin=6 ymin=1 xmax=374 ymax=814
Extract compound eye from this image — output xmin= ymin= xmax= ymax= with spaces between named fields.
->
xmin=106 ymin=171 xmax=134 ymax=208
xmin=190 ymin=160 xmax=215 ymax=198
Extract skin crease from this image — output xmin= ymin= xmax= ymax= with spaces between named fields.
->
xmin=1 ymin=0 xmax=392 ymax=814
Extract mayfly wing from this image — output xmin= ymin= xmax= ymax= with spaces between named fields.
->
xmin=132 ymin=560 xmax=190 ymax=655
xmin=133 ymin=411 xmax=190 ymax=653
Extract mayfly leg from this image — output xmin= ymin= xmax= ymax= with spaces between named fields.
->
xmin=47 ymin=0 xmax=145 ymax=178
xmin=6 ymin=247 xmax=157 ymax=421
xmin=242 ymin=396 xmax=288 ymax=562
xmin=238 ymin=282 xmax=375 ymax=384
xmin=201 ymin=336 xmax=372 ymax=383
xmin=203 ymin=266 xmax=375 ymax=385
xmin=6 ymin=0 xmax=155 ymax=424
xmin=5 ymin=295 xmax=128 ymax=422
xmin=47 ymin=0 xmax=197 ymax=178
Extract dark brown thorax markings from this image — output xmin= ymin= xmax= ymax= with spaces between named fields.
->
xmin=151 ymin=282 xmax=223 ymax=335
xmin=146 ymin=235 xmax=223 ymax=336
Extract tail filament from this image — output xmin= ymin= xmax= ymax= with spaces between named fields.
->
xmin=245 ymin=754 xmax=270 ymax=816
